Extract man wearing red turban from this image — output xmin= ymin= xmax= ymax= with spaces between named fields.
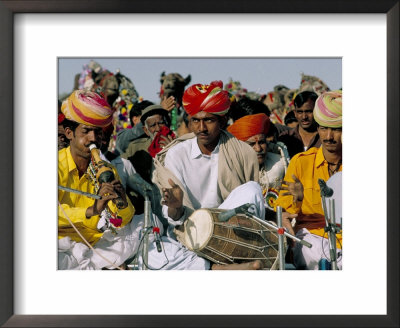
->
xmin=182 ymin=80 xmax=231 ymax=117
xmin=227 ymin=113 xmax=287 ymax=215
xmin=152 ymin=81 xmax=270 ymax=270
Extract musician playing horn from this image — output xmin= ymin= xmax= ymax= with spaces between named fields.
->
xmin=276 ymin=90 xmax=343 ymax=270
xmin=153 ymin=80 xmax=266 ymax=270
xmin=58 ymin=90 xmax=137 ymax=270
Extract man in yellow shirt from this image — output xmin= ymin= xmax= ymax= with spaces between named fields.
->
xmin=276 ymin=90 xmax=342 ymax=270
xmin=58 ymin=90 xmax=136 ymax=270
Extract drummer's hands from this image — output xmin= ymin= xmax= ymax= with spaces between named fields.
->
xmin=162 ymin=178 xmax=184 ymax=220
xmin=282 ymin=212 xmax=297 ymax=236
xmin=280 ymin=175 xmax=304 ymax=202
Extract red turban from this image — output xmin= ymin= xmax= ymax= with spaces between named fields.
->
xmin=227 ymin=113 xmax=270 ymax=141
xmin=182 ymin=80 xmax=231 ymax=116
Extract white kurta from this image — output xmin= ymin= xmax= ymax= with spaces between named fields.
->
xmin=142 ymin=137 xmax=265 ymax=270
xmin=164 ymin=137 xmax=222 ymax=209
xmin=163 ymin=137 xmax=265 ymax=226
xmin=261 ymin=152 xmax=286 ymax=189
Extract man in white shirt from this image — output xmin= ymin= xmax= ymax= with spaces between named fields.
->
xmin=152 ymin=81 xmax=266 ymax=270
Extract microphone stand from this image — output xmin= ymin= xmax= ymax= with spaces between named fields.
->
xmin=276 ymin=206 xmax=285 ymax=270
xmin=319 ymin=179 xmax=341 ymax=270
xmin=135 ymin=180 xmax=163 ymax=270
xmin=142 ymin=195 xmax=151 ymax=270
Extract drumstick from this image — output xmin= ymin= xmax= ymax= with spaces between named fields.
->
xmin=247 ymin=213 xmax=313 ymax=248
xmin=58 ymin=185 xmax=102 ymax=200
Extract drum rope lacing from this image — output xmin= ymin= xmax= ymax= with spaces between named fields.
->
xmin=186 ymin=211 xmax=285 ymax=268
xmin=211 ymin=225 xmax=279 ymax=251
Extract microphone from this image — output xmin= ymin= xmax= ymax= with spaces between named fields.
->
xmin=152 ymin=227 xmax=162 ymax=253
xmin=127 ymin=173 xmax=169 ymax=231
xmin=218 ymin=203 xmax=253 ymax=222
xmin=318 ymin=179 xmax=334 ymax=197
xmin=127 ymin=173 xmax=153 ymax=197
xmin=267 ymin=142 xmax=281 ymax=154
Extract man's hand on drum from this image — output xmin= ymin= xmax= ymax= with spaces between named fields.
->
xmin=280 ymin=174 xmax=304 ymax=202
xmin=162 ymin=178 xmax=184 ymax=220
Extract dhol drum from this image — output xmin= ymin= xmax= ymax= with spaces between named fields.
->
xmin=174 ymin=208 xmax=285 ymax=269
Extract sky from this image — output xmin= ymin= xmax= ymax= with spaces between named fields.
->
xmin=58 ymin=57 xmax=342 ymax=103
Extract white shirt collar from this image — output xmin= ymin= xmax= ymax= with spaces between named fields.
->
xmin=190 ymin=136 xmax=220 ymax=159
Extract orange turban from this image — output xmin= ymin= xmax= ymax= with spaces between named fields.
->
xmin=182 ymin=80 xmax=231 ymax=116
xmin=227 ymin=113 xmax=270 ymax=141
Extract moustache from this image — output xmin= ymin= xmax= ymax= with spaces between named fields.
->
xmin=323 ymin=140 xmax=337 ymax=144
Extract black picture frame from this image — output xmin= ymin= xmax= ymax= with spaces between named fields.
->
xmin=1 ymin=1 xmax=398 ymax=327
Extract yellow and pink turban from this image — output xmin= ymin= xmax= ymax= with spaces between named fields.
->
xmin=61 ymin=90 xmax=114 ymax=127
xmin=313 ymin=90 xmax=342 ymax=128
xmin=182 ymin=80 xmax=231 ymax=116
xmin=227 ymin=113 xmax=270 ymax=141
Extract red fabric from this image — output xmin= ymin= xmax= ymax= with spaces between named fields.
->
xmin=227 ymin=113 xmax=270 ymax=141
xmin=159 ymin=85 xmax=165 ymax=98
xmin=148 ymin=125 xmax=176 ymax=158
xmin=58 ymin=113 xmax=65 ymax=124
xmin=182 ymin=80 xmax=231 ymax=116
xmin=110 ymin=217 xmax=122 ymax=227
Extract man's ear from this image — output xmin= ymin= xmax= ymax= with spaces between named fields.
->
xmin=64 ymin=126 xmax=74 ymax=140
xmin=219 ymin=115 xmax=229 ymax=129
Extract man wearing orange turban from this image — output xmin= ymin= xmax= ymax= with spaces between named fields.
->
xmin=152 ymin=81 xmax=270 ymax=270
xmin=227 ymin=113 xmax=287 ymax=214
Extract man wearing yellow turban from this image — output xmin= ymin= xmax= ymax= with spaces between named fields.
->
xmin=58 ymin=90 xmax=137 ymax=269
xmin=276 ymin=90 xmax=343 ymax=270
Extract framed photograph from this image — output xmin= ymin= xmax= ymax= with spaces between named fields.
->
xmin=1 ymin=1 xmax=398 ymax=327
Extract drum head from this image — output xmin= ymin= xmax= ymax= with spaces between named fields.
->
xmin=182 ymin=209 xmax=213 ymax=251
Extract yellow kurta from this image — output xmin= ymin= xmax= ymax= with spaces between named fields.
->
xmin=58 ymin=147 xmax=135 ymax=245
xmin=275 ymin=147 xmax=342 ymax=248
